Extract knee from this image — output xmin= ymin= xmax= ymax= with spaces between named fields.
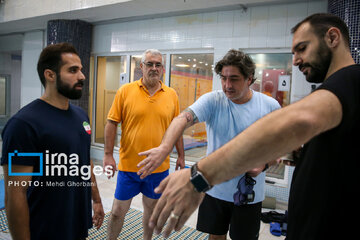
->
xmin=110 ymin=201 xmax=131 ymax=218
xmin=110 ymin=210 xmax=124 ymax=219
xmin=142 ymin=196 xmax=158 ymax=210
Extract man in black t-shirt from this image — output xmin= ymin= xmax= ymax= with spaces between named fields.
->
xmin=145 ymin=13 xmax=360 ymax=240
xmin=1 ymin=43 xmax=104 ymax=240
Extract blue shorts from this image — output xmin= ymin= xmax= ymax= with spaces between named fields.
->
xmin=114 ymin=170 xmax=169 ymax=200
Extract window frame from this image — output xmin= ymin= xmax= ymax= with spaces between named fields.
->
xmin=91 ymin=53 xmax=130 ymax=149
xmin=0 ymin=74 xmax=11 ymax=118
xmin=90 ymin=49 xmax=214 ymax=153
xmin=244 ymin=48 xmax=293 ymax=187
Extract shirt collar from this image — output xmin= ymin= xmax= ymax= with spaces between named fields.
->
xmin=137 ymin=78 xmax=166 ymax=92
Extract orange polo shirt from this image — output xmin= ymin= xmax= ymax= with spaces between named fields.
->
xmin=107 ymin=79 xmax=180 ymax=173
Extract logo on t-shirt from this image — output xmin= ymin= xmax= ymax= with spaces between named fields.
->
xmin=83 ymin=121 xmax=91 ymax=134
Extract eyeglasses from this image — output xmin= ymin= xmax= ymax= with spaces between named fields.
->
xmin=143 ymin=62 xmax=163 ymax=69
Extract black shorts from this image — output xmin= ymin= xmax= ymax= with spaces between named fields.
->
xmin=196 ymin=194 xmax=262 ymax=240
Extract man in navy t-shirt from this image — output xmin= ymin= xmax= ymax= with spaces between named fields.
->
xmin=1 ymin=43 xmax=104 ymax=240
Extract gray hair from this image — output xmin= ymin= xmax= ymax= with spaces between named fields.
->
xmin=141 ymin=49 xmax=163 ymax=64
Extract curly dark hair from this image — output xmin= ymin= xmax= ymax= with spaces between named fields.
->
xmin=214 ymin=49 xmax=256 ymax=85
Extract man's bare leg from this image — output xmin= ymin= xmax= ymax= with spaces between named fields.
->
xmin=106 ymin=198 xmax=132 ymax=240
xmin=142 ymin=195 xmax=158 ymax=240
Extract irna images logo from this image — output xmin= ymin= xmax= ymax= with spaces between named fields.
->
xmin=8 ymin=150 xmax=43 ymax=176
xmin=8 ymin=150 xmax=113 ymax=180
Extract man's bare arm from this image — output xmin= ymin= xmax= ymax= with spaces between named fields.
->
xmin=103 ymin=120 xmax=118 ymax=178
xmin=160 ymin=108 xmax=198 ymax=153
xmin=174 ymin=135 xmax=185 ymax=170
xmin=90 ymin=160 xmax=104 ymax=229
xmin=3 ymin=165 xmax=33 ymax=240
xmin=200 ymin=89 xmax=342 ymax=186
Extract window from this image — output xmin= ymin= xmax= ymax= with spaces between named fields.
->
xmin=249 ymin=53 xmax=293 ymax=185
xmin=0 ymin=75 xmax=6 ymax=116
xmin=249 ymin=53 xmax=292 ymax=107
xmin=94 ymin=56 xmax=127 ymax=147
xmin=0 ymin=74 xmax=10 ymax=134
xmin=169 ymin=53 xmax=214 ymax=162
xmin=90 ymin=52 xmax=213 ymax=162
xmin=88 ymin=56 xmax=94 ymax=126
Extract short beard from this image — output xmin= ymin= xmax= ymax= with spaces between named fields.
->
xmin=144 ymin=71 xmax=162 ymax=87
xmin=301 ymin=40 xmax=332 ymax=83
xmin=56 ymin=73 xmax=83 ymax=99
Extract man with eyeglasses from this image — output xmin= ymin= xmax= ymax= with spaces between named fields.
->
xmin=103 ymin=49 xmax=185 ymax=240
xmin=139 ymin=49 xmax=280 ymax=240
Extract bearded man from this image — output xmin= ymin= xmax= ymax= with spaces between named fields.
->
xmin=1 ymin=42 xmax=104 ymax=240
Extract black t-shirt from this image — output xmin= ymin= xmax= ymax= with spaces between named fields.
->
xmin=1 ymin=99 xmax=92 ymax=240
xmin=287 ymin=65 xmax=360 ymax=239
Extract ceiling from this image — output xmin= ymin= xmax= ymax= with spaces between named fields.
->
xmin=0 ymin=0 xmax=304 ymax=35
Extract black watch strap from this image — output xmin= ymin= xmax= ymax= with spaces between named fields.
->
xmin=190 ymin=163 xmax=212 ymax=192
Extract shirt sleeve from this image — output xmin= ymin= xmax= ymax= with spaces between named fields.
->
xmin=189 ymin=91 xmax=216 ymax=123
xmin=1 ymin=118 xmax=40 ymax=166
xmin=272 ymin=98 xmax=282 ymax=111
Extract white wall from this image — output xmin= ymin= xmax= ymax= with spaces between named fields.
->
xmin=0 ymin=0 xmax=131 ymax=22
xmin=0 ymin=34 xmax=23 ymax=52
xmin=0 ymin=34 xmax=23 ymax=116
xmin=92 ymin=0 xmax=327 ymax=91
xmin=20 ymin=31 xmax=44 ymax=107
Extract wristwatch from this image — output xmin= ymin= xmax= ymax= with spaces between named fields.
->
xmin=190 ymin=163 xmax=212 ymax=192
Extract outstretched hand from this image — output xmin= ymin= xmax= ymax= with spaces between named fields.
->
xmin=148 ymin=169 xmax=204 ymax=238
xmin=137 ymin=146 xmax=169 ymax=179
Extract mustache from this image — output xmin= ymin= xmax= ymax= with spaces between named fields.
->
xmin=299 ymin=63 xmax=312 ymax=71
xmin=224 ymin=88 xmax=235 ymax=93
xmin=74 ymin=81 xmax=84 ymax=88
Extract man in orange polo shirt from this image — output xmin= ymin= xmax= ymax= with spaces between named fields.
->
xmin=103 ymin=49 xmax=185 ymax=240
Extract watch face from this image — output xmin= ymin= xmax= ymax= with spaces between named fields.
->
xmin=190 ymin=164 xmax=211 ymax=192
xmin=191 ymin=173 xmax=210 ymax=192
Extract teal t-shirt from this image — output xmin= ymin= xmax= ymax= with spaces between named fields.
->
xmin=190 ymin=90 xmax=280 ymax=203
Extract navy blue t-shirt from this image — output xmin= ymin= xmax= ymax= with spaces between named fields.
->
xmin=1 ymin=99 xmax=92 ymax=240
